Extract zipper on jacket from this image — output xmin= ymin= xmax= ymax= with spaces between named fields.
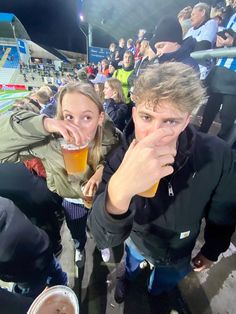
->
xmin=168 ymin=182 xmax=174 ymax=197
xmin=167 ymin=156 xmax=190 ymax=197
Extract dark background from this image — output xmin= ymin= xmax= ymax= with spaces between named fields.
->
xmin=0 ymin=0 xmax=114 ymax=53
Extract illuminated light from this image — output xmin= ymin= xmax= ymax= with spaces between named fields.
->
xmin=80 ymin=14 xmax=84 ymax=22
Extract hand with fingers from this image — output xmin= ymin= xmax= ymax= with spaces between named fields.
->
xmin=216 ymin=33 xmax=234 ymax=48
xmin=192 ymin=253 xmax=214 ymax=272
xmin=82 ymin=166 xmax=104 ymax=197
xmin=107 ymin=128 xmax=176 ymax=215
xmin=43 ymin=117 xmax=90 ymax=146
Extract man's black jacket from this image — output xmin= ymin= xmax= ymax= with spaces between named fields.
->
xmin=88 ymin=122 xmax=236 ymax=265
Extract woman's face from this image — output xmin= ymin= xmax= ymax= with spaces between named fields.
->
xmin=61 ymin=92 xmax=104 ymax=142
xmin=103 ymin=82 xmax=115 ymax=99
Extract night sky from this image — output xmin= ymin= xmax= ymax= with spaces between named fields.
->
xmin=0 ymin=0 xmax=112 ymax=53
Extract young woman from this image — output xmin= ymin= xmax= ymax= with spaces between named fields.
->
xmin=103 ymin=77 xmax=129 ymax=131
xmin=0 ymin=82 xmax=121 ymax=266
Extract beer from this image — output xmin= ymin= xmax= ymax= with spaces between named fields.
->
xmin=27 ymin=285 xmax=79 ymax=314
xmin=138 ymin=181 xmax=159 ymax=198
xmin=60 ymin=139 xmax=89 ymax=175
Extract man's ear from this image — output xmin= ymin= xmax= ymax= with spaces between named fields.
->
xmin=181 ymin=114 xmax=191 ymax=132
xmin=98 ymin=112 xmax=105 ymax=126
xmin=132 ymin=106 xmax=137 ymax=124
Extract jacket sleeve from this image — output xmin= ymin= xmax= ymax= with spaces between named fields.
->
xmin=0 ymin=110 xmax=50 ymax=163
xmin=88 ymin=149 xmax=136 ymax=249
xmin=201 ymin=148 xmax=236 ymax=261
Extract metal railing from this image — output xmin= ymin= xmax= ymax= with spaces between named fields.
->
xmin=191 ymin=47 xmax=236 ymax=60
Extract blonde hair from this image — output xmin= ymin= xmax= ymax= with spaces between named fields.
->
xmin=57 ymin=82 xmax=104 ymax=171
xmin=133 ymin=62 xmax=206 ymax=114
xmin=178 ymin=6 xmax=192 ymax=20
xmin=94 ymin=83 xmax=105 ymax=103
xmin=106 ymin=78 xmax=125 ymax=103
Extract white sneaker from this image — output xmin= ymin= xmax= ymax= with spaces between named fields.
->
xmin=101 ymin=248 xmax=110 ymax=263
xmin=75 ymin=249 xmax=85 ymax=268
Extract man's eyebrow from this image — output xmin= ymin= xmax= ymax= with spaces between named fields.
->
xmin=138 ymin=110 xmax=184 ymax=121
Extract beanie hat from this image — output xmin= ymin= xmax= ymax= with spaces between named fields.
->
xmin=151 ymin=16 xmax=183 ymax=46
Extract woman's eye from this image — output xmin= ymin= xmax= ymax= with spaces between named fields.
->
xmin=65 ymin=115 xmax=73 ymax=120
xmin=83 ymin=116 xmax=92 ymax=121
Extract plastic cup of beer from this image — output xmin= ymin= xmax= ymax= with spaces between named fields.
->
xmin=138 ymin=181 xmax=159 ymax=198
xmin=27 ymin=285 xmax=79 ymax=314
xmin=60 ymin=139 xmax=89 ymax=175
xmin=81 ymin=183 xmax=97 ymax=209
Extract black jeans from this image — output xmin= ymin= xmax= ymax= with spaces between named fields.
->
xmin=200 ymin=93 xmax=236 ymax=140
xmin=0 ymin=288 xmax=33 ymax=314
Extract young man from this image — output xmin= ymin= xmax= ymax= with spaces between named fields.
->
xmin=88 ymin=62 xmax=236 ymax=303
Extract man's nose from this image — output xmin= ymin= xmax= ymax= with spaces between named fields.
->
xmin=154 ymin=121 xmax=162 ymax=130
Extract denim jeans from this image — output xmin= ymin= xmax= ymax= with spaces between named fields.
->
xmin=125 ymin=238 xmax=192 ymax=295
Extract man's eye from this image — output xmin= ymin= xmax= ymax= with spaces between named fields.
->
xmin=141 ymin=115 xmax=151 ymax=121
xmin=165 ymin=120 xmax=177 ymax=125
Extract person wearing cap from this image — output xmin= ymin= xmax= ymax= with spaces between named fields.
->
xmin=150 ymin=16 xmax=199 ymax=73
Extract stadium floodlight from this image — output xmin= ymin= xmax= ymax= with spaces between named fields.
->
xmin=79 ymin=14 xmax=84 ymax=22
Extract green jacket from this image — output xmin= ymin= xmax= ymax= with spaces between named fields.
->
xmin=113 ymin=68 xmax=134 ymax=104
xmin=0 ymin=110 xmax=121 ymax=198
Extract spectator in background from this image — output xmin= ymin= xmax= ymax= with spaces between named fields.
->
xmin=108 ymin=43 xmax=117 ymax=63
xmin=115 ymin=38 xmax=126 ymax=65
xmin=127 ymin=38 xmax=136 ymax=55
xmin=178 ymin=6 xmax=193 ymax=36
xmin=184 ymin=2 xmax=218 ymax=80
xmin=129 ymin=38 xmax=156 ymax=86
xmin=91 ymin=73 xmax=108 ymax=102
xmin=150 ymin=16 xmax=199 ymax=72
xmin=103 ymin=77 xmax=128 ymax=131
xmin=113 ymin=51 xmax=134 ymax=104
xmin=77 ymin=69 xmax=89 ymax=83
xmin=108 ymin=61 xmax=118 ymax=77
xmin=137 ymin=28 xmax=147 ymax=42
xmin=101 ymin=59 xmax=110 ymax=76
xmin=200 ymin=7 xmax=236 ymax=141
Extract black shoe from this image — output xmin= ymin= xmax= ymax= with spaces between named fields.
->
xmin=114 ymin=275 xmax=129 ymax=304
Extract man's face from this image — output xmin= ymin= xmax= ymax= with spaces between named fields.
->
xmin=155 ymin=41 xmax=179 ymax=57
xmin=191 ymin=8 xmax=205 ymax=28
xmin=132 ymin=100 xmax=190 ymax=147
xmin=119 ymin=39 xmax=125 ymax=48
xmin=139 ymin=41 xmax=148 ymax=56
xmin=123 ymin=53 xmax=133 ymax=67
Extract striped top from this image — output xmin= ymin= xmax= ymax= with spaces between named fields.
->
xmin=217 ymin=13 xmax=236 ymax=71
